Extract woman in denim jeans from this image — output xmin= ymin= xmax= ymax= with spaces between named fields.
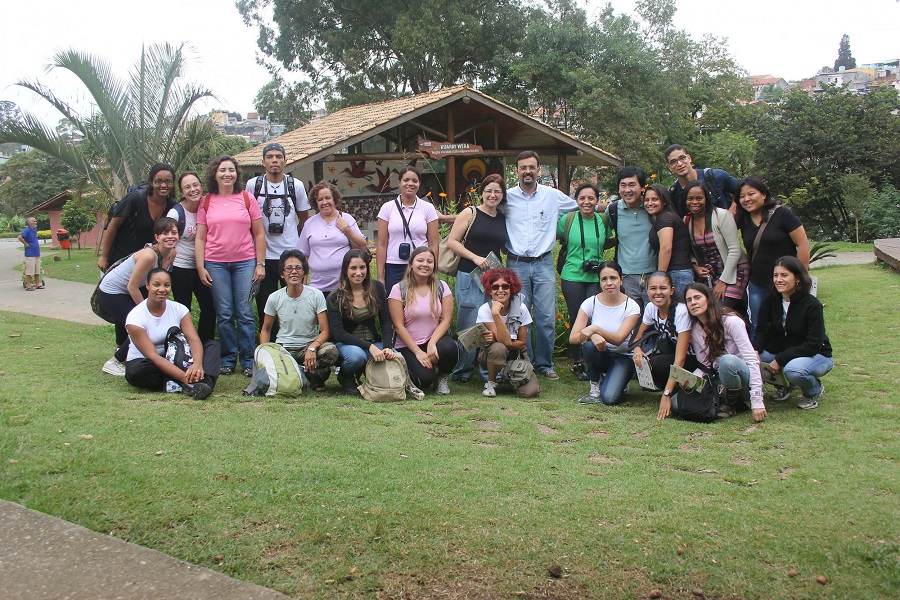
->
xmin=195 ymin=156 xmax=266 ymax=376
xmin=753 ymin=256 xmax=832 ymax=410
xmin=569 ymin=262 xmax=641 ymax=405
xmin=445 ymin=174 xmax=508 ymax=382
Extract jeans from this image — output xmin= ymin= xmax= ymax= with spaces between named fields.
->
xmin=582 ymin=343 xmax=635 ymax=405
xmin=759 ymin=350 xmax=832 ymax=398
xmin=509 ymin=253 xmax=556 ymax=372
xmin=336 ymin=341 xmax=385 ymax=379
xmin=669 ymin=268 xmax=695 ymax=301
xmin=384 ymin=263 xmax=408 ymax=297
xmin=717 ymin=354 xmax=751 ymax=404
xmin=452 ymin=270 xmax=488 ymax=380
xmin=560 ymin=279 xmax=599 ymax=361
xmin=206 ymin=258 xmax=256 ymax=370
xmin=746 ymin=282 xmax=768 ymax=339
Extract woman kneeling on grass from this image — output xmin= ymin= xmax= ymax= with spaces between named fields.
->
xmin=753 ymin=256 xmax=832 ymax=410
xmin=569 ymin=261 xmax=641 ymax=405
xmin=476 ymin=268 xmax=540 ymax=398
xmin=388 ymin=246 xmax=459 ymax=395
xmin=124 ymin=268 xmax=220 ymax=399
xmin=631 ymin=271 xmax=698 ymax=420
xmin=684 ymin=283 xmax=766 ymax=422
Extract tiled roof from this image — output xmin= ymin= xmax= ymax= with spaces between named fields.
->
xmin=235 ymin=84 xmax=619 ymax=170
xmin=747 ymin=75 xmax=783 ymax=86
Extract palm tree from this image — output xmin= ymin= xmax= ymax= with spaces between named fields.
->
xmin=0 ymin=43 xmax=216 ymax=202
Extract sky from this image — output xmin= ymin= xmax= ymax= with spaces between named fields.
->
xmin=1 ymin=0 xmax=898 ymax=126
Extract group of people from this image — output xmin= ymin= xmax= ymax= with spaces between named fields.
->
xmin=93 ymin=144 xmax=833 ymax=420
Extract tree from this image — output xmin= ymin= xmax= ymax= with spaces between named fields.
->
xmin=0 ymin=43 xmax=216 ymax=202
xmin=60 ymin=200 xmax=97 ymax=249
xmin=0 ymin=150 xmax=83 ymax=217
xmin=253 ymin=77 xmax=316 ymax=131
xmin=839 ymin=173 xmax=872 ymax=242
xmin=237 ymin=0 xmax=529 ymax=105
xmin=180 ymin=132 xmax=252 ymax=179
xmin=834 ymin=34 xmax=856 ymax=71
xmin=863 ymin=184 xmax=900 ymax=240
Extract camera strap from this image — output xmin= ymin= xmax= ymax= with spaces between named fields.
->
xmin=578 ymin=213 xmax=600 ymax=257
xmin=395 ymin=198 xmax=415 ymax=242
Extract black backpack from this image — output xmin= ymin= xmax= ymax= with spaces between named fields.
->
xmin=254 ymin=175 xmax=298 ymax=218
xmin=104 ymin=183 xmax=148 ymax=230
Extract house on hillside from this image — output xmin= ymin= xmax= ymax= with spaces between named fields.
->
xmin=747 ymin=75 xmax=789 ymax=101
xmin=816 ymin=68 xmax=872 ymax=93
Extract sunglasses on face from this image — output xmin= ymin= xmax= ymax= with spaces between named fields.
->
xmin=491 ymin=284 xmax=510 ymax=291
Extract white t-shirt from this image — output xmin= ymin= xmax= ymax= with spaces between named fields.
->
xmin=642 ymin=303 xmax=692 ymax=336
xmin=264 ymin=286 xmax=326 ymax=348
xmin=125 ymin=300 xmax=189 ymax=362
xmin=578 ymin=294 xmax=641 ymax=353
xmin=476 ymin=299 xmax=533 ymax=340
xmin=246 ymin=176 xmax=311 ymax=260
xmin=167 ymin=205 xmax=198 ymax=269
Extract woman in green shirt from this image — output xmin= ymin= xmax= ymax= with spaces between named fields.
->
xmin=558 ymin=183 xmax=608 ymax=380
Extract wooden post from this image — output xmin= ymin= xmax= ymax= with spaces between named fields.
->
xmin=446 ymin=108 xmax=456 ymax=207
xmin=313 ymin=160 xmax=324 ymax=184
xmin=557 ymin=154 xmax=568 ymax=194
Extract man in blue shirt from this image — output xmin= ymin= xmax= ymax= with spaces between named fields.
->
xmin=607 ymin=167 xmax=656 ymax=307
xmin=503 ymin=151 xmax=577 ymax=380
xmin=665 ymin=144 xmax=739 ymax=217
xmin=17 ymin=217 xmax=42 ymax=290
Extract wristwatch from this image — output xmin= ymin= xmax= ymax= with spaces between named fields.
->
xmin=663 ymin=389 xmax=671 ymax=397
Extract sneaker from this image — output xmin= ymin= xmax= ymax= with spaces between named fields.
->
xmin=243 ymin=366 xmax=253 ymax=377
xmin=577 ymin=380 xmax=602 ymax=404
xmin=186 ymin=382 xmax=212 ymax=400
xmin=770 ymin=385 xmax=794 ymax=402
xmin=540 ymin=368 xmax=560 ymax=380
xmin=102 ymin=358 xmax=126 ymax=377
xmin=406 ymin=383 xmax=425 ymax=400
xmin=436 ymin=376 xmax=451 ymax=395
xmin=165 ymin=380 xmax=183 ymax=394
xmin=797 ymin=385 xmax=823 ymax=410
xmin=482 ymin=381 xmax=497 ymax=397
xmin=219 ymin=366 xmax=234 ymax=375
xmin=572 ymin=362 xmax=589 ymax=381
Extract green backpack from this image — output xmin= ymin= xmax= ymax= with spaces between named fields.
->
xmin=243 ymin=343 xmax=306 ymax=397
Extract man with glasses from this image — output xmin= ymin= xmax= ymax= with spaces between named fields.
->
xmin=664 ymin=144 xmax=739 ymax=217
xmin=503 ymin=151 xmax=577 ymax=380
xmin=607 ymin=166 xmax=656 ymax=307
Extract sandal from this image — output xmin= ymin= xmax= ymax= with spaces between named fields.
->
xmin=25 ymin=286 xmax=35 ymax=291
xmin=36 ymin=285 xmax=45 ymax=289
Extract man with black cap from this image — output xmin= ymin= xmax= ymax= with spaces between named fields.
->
xmin=245 ymin=142 xmax=311 ymax=328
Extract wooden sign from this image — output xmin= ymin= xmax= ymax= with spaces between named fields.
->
xmin=418 ymin=136 xmax=483 ymax=159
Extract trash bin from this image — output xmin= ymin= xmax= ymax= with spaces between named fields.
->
xmin=57 ymin=229 xmax=71 ymax=250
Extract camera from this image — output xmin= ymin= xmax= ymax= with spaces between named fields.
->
xmin=268 ymin=221 xmax=284 ymax=234
xmin=267 ymin=201 xmax=286 ymax=234
xmin=398 ymin=243 xmax=411 ymax=260
xmin=582 ymin=260 xmax=601 ymax=274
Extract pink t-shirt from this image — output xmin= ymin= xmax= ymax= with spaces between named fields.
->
xmin=388 ymin=280 xmax=451 ymax=349
xmin=298 ymin=212 xmax=365 ymax=292
xmin=377 ymin=197 xmax=438 ymax=264
xmin=197 ymin=192 xmax=263 ymax=262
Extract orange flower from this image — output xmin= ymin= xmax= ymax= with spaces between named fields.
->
xmin=651 ymin=173 xmax=657 ymax=179
xmin=564 ymin=321 xmax=570 ymax=328
xmin=439 ymin=192 xmax=447 ymax=198
xmin=426 ymin=191 xmax=432 ymax=197
xmin=556 ymin=313 xmax=563 ymax=320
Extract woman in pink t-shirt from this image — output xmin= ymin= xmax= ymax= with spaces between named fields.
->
xmin=388 ymin=247 xmax=458 ymax=395
xmin=195 ymin=156 xmax=266 ymax=376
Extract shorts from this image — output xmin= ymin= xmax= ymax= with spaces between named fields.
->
xmin=25 ymin=256 xmax=41 ymax=276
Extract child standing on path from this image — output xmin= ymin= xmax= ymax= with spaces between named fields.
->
xmin=17 ymin=217 xmax=42 ymax=290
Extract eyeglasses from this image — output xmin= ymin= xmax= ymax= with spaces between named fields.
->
xmin=491 ymin=284 xmax=510 ymax=291
xmin=283 ymin=265 xmax=304 ymax=273
xmin=153 ymin=179 xmax=174 ymax=186
xmin=667 ymin=154 xmax=690 ymax=166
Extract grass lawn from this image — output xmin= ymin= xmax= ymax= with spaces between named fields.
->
xmin=11 ymin=247 xmax=101 ymax=285
xmin=828 ymin=242 xmax=875 ymax=253
xmin=1 ymin=264 xmax=897 ymax=599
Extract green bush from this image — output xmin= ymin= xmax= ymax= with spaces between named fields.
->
xmin=37 ymin=229 xmax=52 ymax=240
xmin=863 ymin=184 xmax=900 ymax=239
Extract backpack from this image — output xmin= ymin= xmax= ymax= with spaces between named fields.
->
xmin=358 ymin=354 xmax=420 ymax=402
xmin=90 ymin=245 xmax=162 ymax=323
xmin=104 ymin=183 xmax=148 ymax=230
xmin=172 ymin=203 xmax=187 ymax=236
xmin=254 ymin=175 xmax=297 ymax=218
xmin=243 ymin=343 xmax=306 ymax=397
xmin=672 ymin=371 xmax=721 ymax=423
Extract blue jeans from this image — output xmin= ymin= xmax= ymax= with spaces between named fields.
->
xmin=337 ymin=342 xmax=384 ymax=379
xmin=669 ymin=268 xmax=695 ymax=301
xmin=747 ymin=282 xmax=768 ymax=339
xmin=717 ymin=354 xmax=751 ymax=404
xmin=582 ymin=343 xmax=635 ymax=405
xmin=759 ymin=350 xmax=832 ymax=398
xmin=206 ymin=258 xmax=256 ymax=369
xmin=509 ymin=253 xmax=556 ymax=372
xmin=453 ymin=270 xmax=488 ymax=380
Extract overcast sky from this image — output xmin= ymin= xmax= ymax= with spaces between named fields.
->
xmin=1 ymin=0 xmax=897 ymax=126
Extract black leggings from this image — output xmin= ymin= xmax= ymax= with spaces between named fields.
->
xmin=97 ymin=289 xmax=143 ymax=355
xmin=561 ymin=279 xmax=599 ymax=361
xmin=398 ymin=335 xmax=460 ymax=390
xmin=125 ymin=340 xmax=221 ymax=391
xmin=170 ymin=265 xmax=217 ymax=342
xmin=255 ymin=258 xmax=286 ymax=338
xmin=648 ymin=353 xmax=699 ymax=390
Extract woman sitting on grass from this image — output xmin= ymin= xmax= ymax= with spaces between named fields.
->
xmin=476 ymin=268 xmax=540 ymax=398
xmin=684 ymin=282 xmax=766 ymax=422
xmin=388 ymin=246 xmax=458 ymax=395
xmin=753 ymin=256 xmax=832 ymax=410
xmin=631 ymin=271 xmax=697 ymax=420
xmin=569 ymin=261 xmax=641 ymax=406
xmin=124 ymin=268 xmax=220 ymax=399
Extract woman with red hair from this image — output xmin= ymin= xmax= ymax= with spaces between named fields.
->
xmin=476 ymin=268 xmax=540 ymax=398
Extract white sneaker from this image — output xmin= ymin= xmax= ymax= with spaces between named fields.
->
xmin=165 ymin=380 xmax=183 ymax=394
xmin=436 ymin=376 xmax=451 ymax=395
xmin=406 ymin=383 xmax=425 ymax=400
xmin=482 ymin=381 xmax=497 ymax=397
xmin=102 ymin=358 xmax=125 ymax=377
xmin=577 ymin=380 xmax=602 ymax=404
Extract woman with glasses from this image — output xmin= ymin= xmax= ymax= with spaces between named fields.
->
xmin=98 ymin=163 xmax=178 ymax=272
xmin=476 ymin=268 xmax=540 ymax=398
